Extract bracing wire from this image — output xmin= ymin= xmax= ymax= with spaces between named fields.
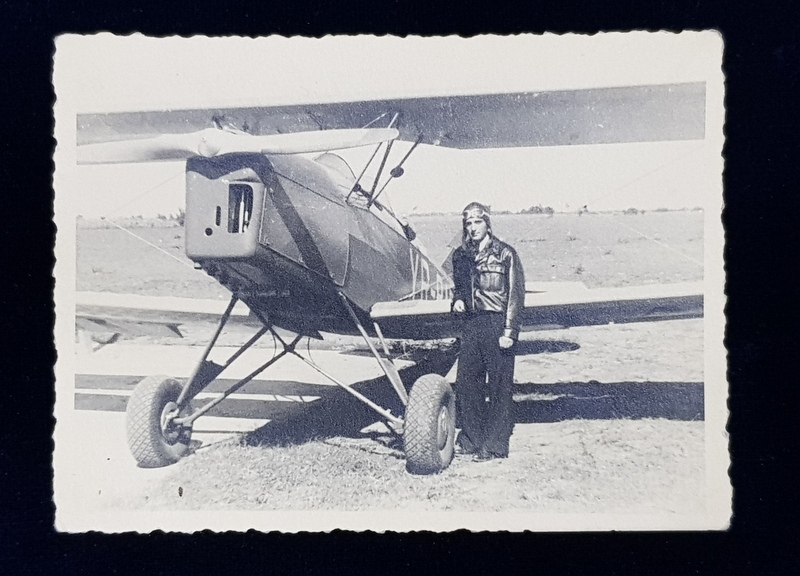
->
xmin=604 ymin=216 xmax=704 ymax=267
xmin=92 ymin=167 xmax=196 ymax=270
xmin=101 ymin=217 xmax=196 ymax=271
xmin=361 ymin=112 xmax=390 ymax=129
xmin=583 ymin=143 xmax=707 ymax=210
xmin=579 ymin=143 xmax=708 ymax=268
xmin=104 ymin=169 xmax=185 ymax=218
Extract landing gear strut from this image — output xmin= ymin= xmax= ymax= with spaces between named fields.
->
xmin=124 ymin=294 xmax=456 ymax=474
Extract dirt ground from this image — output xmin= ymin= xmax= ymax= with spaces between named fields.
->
xmin=73 ymin=211 xmax=708 ymax=518
xmin=132 ymin=318 xmax=705 ymax=515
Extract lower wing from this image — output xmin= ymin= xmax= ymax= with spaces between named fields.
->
xmin=75 ymin=292 xmax=253 ymax=339
xmin=74 ymin=281 xmax=703 ymax=343
xmin=370 ymin=281 xmax=703 ymax=340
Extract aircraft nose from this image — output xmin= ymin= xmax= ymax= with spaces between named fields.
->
xmin=184 ymin=157 xmax=268 ymax=262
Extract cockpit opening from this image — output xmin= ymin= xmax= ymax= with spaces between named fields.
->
xmin=314 ymin=149 xmax=418 ymax=242
xmin=313 ymin=153 xmax=356 ymax=181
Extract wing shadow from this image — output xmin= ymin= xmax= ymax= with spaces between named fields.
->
xmin=515 ymin=340 xmax=580 ymax=355
xmin=511 ymin=381 xmax=704 ymax=422
xmin=339 ymin=339 xmax=579 ymax=359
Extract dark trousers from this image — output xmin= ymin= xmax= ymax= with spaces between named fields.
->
xmin=455 ymin=313 xmax=516 ymax=456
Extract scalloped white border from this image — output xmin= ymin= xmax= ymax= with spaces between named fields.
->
xmin=53 ymin=32 xmax=728 ymax=533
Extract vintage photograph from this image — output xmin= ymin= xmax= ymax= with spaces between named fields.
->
xmin=53 ymin=33 xmax=728 ymax=532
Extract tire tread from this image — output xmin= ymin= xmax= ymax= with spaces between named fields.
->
xmin=125 ymin=375 xmax=189 ymax=468
xmin=404 ymin=374 xmax=455 ymax=474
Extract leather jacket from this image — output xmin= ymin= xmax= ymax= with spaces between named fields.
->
xmin=452 ymin=237 xmax=526 ymax=339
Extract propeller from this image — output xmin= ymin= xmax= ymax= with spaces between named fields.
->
xmin=77 ymin=127 xmax=400 ymax=165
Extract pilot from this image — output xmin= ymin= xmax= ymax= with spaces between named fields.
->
xmin=451 ymin=202 xmax=525 ymax=462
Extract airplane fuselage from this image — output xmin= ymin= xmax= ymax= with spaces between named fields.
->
xmin=183 ymin=152 xmax=453 ymax=338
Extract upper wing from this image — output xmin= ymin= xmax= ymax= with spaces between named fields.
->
xmin=76 ymin=127 xmax=400 ymax=164
xmin=78 ymin=83 xmax=705 ymax=150
xmin=370 ymin=282 xmax=704 ymax=340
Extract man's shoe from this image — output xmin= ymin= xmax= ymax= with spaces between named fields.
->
xmin=473 ymin=449 xmax=505 ymax=462
xmin=455 ymin=444 xmax=478 ymax=456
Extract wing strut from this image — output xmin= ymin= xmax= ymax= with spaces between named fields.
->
xmin=370 ymin=133 xmax=424 ymax=206
xmin=345 ymin=143 xmax=383 ymax=203
xmin=369 ymin=138 xmax=395 ymax=198
xmin=346 ymin=112 xmax=402 ymax=206
xmin=338 ymin=292 xmax=409 ymax=406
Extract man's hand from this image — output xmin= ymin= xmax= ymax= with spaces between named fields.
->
xmin=499 ymin=336 xmax=514 ymax=349
xmin=453 ymin=300 xmax=466 ymax=313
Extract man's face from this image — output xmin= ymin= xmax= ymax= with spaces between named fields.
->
xmin=465 ymin=217 xmax=489 ymax=243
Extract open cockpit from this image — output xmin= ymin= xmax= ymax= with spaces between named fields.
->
xmin=313 ymin=152 xmax=418 ymax=242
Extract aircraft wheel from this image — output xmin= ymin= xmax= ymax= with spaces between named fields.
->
xmin=404 ymin=374 xmax=456 ymax=475
xmin=126 ymin=375 xmax=192 ymax=468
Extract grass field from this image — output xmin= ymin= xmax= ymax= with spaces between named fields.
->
xmin=75 ymin=211 xmax=707 ymax=518
xmin=76 ymin=211 xmax=703 ymax=296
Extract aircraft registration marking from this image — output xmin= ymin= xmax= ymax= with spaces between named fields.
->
xmin=409 ymin=247 xmax=453 ymax=301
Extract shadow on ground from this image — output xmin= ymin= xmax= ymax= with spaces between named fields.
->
xmin=244 ymin=344 xmax=460 ymax=448
xmin=243 ymin=338 xmax=702 ymax=450
xmin=512 ymin=381 xmax=704 ymax=422
xmin=243 ymin=339 xmax=579 ymax=447
xmin=339 ymin=339 xmax=579 ymax=358
xmin=515 ymin=340 xmax=580 ymax=355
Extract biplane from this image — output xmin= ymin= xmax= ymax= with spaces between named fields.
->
xmin=75 ymin=82 xmax=705 ymax=474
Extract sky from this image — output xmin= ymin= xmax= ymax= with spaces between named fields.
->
xmin=54 ymin=33 xmax=724 ymax=218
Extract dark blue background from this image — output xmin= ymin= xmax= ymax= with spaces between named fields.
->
xmin=2 ymin=1 xmax=798 ymax=574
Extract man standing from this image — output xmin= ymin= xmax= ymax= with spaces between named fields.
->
xmin=452 ymin=202 xmax=525 ymax=461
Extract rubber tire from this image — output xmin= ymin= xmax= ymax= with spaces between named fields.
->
xmin=126 ymin=375 xmax=192 ymax=468
xmin=404 ymin=374 xmax=456 ymax=475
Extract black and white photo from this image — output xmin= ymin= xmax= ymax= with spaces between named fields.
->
xmin=53 ymin=33 xmax=728 ymax=532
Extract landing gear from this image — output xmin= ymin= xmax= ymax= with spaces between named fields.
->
xmin=404 ymin=374 xmax=456 ymax=475
xmin=126 ymin=375 xmax=193 ymax=468
xmin=124 ymin=293 xmax=458 ymax=474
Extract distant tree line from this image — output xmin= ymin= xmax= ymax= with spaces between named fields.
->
xmin=407 ymin=205 xmax=703 ymax=217
xmin=156 ymin=209 xmax=186 ymax=226
xmin=519 ymin=204 xmax=555 ymax=215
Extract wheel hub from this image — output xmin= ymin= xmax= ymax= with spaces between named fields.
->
xmin=436 ymin=405 xmax=450 ymax=450
xmin=160 ymin=401 xmax=181 ymax=443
